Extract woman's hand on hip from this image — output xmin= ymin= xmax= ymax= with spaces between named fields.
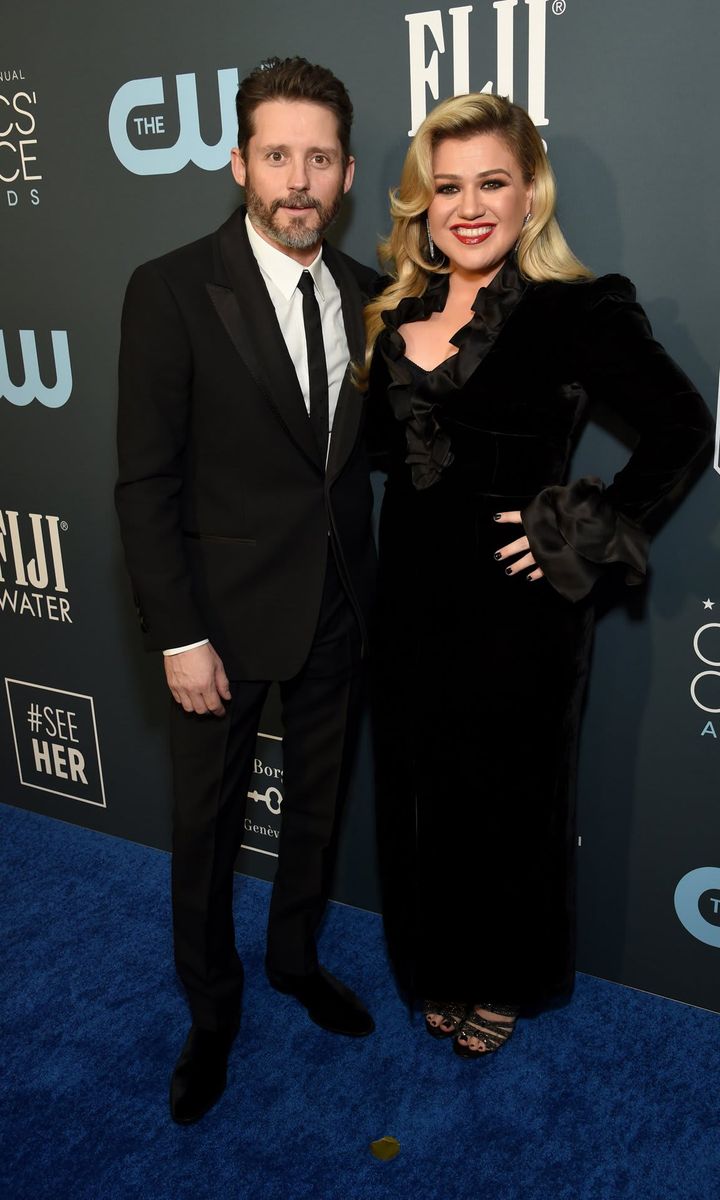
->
xmin=493 ymin=511 xmax=544 ymax=582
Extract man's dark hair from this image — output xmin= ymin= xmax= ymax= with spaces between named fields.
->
xmin=236 ymin=57 xmax=353 ymax=165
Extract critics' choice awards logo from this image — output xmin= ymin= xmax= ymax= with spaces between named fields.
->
xmin=109 ymin=68 xmax=238 ymax=175
xmin=5 ymin=679 xmax=106 ymax=807
xmin=240 ymin=732 xmax=284 ymax=860
xmin=697 ymin=367 xmax=720 ymax=727
xmin=0 ymin=329 xmax=72 ymax=408
xmin=690 ymin=598 xmax=720 ymax=733
xmin=406 ymin=0 xmax=564 ymax=136
xmin=1 ymin=68 xmax=41 ymax=208
xmin=674 ymin=596 xmax=720 ymax=949
xmin=714 ymin=367 xmax=720 ymax=479
xmin=0 ymin=509 xmax=72 ymax=622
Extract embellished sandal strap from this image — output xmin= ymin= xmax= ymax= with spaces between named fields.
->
xmin=475 ymin=1001 xmax=520 ymax=1018
xmin=457 ymin=1016 xmax=515 ymax=1050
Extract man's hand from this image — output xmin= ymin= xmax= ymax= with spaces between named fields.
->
xmin=164 ymin=643 xmax=232 ymax=716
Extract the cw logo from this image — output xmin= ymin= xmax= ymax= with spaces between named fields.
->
xmin=108 ymin=69 xmax=238 ymax=175
xmin=675 ymin=867 xmax=720 ymax=949
xmin=0 ymin=330 xmax=72 ymax=408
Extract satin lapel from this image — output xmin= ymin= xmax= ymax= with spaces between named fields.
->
xmin=210 ymin=208 xmax=322 ymax=471
xmin=323 ymin=242 xmax=366 ymax=484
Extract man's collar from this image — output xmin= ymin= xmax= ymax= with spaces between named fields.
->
xmin=245 ymin=214 xmax=325 ymax=301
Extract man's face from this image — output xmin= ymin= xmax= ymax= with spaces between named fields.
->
xmin=232 ymin=99 xmax=354 ymax=260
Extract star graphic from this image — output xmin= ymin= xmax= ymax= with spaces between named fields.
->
xmin=703 ymin=598 xmax=715 ymax=610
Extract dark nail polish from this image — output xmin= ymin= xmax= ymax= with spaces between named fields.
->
xmin=493 ymin=551 xmax=502 ymax=561
xmin=526 ymin=574 xmax=535 ymax=582
xmin=505 ymin=566 xmax=513 ymax=575
xmin=492 ymin=513 xmax=502 ymax=521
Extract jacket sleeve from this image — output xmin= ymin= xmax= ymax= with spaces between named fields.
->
xmin=522 ymin=276 xmax=714 ymax=601
xmin=115 ymin=261 xmax=207 ymax=649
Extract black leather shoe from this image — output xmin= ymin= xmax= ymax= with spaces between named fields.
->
xmin=267 ymin=965 xmax=375 ymax=1037
xmin=169 ymin=1023 xmax=238 ymax=1124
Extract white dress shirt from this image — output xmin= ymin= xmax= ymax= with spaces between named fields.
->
xmin=164 ymin=215 xmax=350 ymax=657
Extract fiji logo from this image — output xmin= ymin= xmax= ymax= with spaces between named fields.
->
xmin=406 ymin=0 xmax=557 ymax=135
xmin=108 ymin=69 xmax=238 ymax=175
xmin=0 ymin=330 xmax=72 ymax=408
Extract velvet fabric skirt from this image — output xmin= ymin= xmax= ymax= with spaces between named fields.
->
xmin=372 ymin=468 xmax=595 ymax=1009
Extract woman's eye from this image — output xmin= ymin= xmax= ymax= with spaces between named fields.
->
xmin=436 ymin=184 xmax=458 ymax=194
xmin=481 ymin=179 xmax=505 ymax=190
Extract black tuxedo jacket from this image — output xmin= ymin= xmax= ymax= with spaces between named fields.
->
xmin=116 ymin=207 xmax=377 ymax=679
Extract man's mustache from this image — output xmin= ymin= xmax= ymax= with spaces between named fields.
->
xmin=271 ymin=195 xmax=321 ymax=213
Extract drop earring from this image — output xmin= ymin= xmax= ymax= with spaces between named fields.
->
xmin=426 ymin=216 xmax=436 ymax=262
xmin=523 ymin=212 xmax=532 ymax=226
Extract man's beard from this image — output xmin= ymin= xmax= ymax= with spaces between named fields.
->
xmin=244 ymin=179 xmax=344 ymax=251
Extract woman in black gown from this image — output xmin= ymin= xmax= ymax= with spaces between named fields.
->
xmin=364 ymin=93 xmax=712 ymax=1058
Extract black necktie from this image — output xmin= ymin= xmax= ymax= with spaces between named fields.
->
xmin=297 ymin=270 xmax=329 ymax=460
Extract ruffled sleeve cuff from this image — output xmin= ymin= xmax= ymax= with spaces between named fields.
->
xmin=521 ymin=476 xmax=649 ymax=602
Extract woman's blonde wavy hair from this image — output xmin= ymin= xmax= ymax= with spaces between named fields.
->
xmin=357 ymin=92 xmax=592 ymax=384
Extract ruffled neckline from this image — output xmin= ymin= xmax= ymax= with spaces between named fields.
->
xmin=379 ymin=254 xmax=528 ymax=391
xmin=377 ymin=256 xmax=529 ymax=488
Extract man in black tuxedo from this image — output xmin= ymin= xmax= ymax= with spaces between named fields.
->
xmin=115 ymin=57 xmax=376 ymax=1124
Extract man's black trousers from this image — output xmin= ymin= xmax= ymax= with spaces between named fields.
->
xmin=169 ymin=550 xmax=363 ymax=1031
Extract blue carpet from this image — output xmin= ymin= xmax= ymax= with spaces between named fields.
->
xmin=1 ymin=802 xmax=718 ymax=1200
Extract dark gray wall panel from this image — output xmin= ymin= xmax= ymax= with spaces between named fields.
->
xmin=1 ymin=0 xmax=718 ymax=1010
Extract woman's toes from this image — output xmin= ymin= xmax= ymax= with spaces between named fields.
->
xmin=461 ymin=1033 xmax=487 ymax=1051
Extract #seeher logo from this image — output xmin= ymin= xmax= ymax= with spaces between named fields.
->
xmin=5 ymin=679 xmax=106 ymax=808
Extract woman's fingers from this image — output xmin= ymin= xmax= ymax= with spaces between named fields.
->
xmin=495 ymin=534 xmax=530 ymax=559
xmin=493 ymin=512 xmax=544 ymax=581
xmin=502 ymin=551 xmax=536 ymax=576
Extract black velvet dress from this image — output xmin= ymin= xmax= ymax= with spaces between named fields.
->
xmin=369 ymin=258 xmax=712 ymax=1008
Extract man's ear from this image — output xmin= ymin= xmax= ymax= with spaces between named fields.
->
xmin=231 ymin=147 xmax=247 ymax=188
xmin=343 ymin=156 xmax=355 ymax=195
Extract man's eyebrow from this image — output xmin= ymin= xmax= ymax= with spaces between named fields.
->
xmin=258 ymin=143 xmax=338 ymax=155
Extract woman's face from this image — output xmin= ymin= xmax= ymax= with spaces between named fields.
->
xmin=427 ymin=132 xmax=533 ymax=282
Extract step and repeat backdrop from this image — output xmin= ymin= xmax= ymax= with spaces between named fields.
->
xmin=2 ymin=0 xmax=719 ymax=1012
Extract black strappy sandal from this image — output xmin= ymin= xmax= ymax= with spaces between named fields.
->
xmin=453 ymin=1002 xmax=519 ymax=1059
xmin=423 ymin=999 xmax=467 ymax=1040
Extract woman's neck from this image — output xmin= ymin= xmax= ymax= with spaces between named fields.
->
xmin=447 ymin=258 xmax=506 ymax=303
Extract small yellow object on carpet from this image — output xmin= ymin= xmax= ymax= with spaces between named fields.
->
xmin=370 ymin=1136 xmax=401 ymax=1161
